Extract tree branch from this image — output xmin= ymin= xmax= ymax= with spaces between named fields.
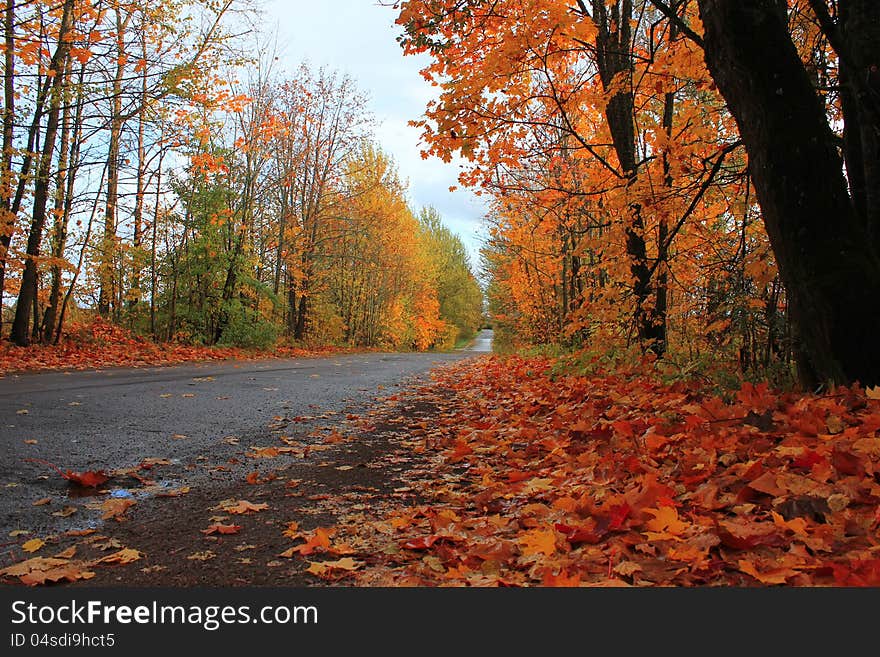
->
xmin=647 ymin=140 xmax=742 ymax=281
xmin=646 ymin=0 xmax=704 ymax=49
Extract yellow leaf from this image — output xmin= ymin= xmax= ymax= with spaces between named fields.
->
xmin=96 ymin=548 xmax=142 ymax=565
xmin=305 ymin=557 xmax=362 ymax=578
xmin=22 ymin=539 xmax=45 ymax=553
xmin=306 ymin=561 xmax=331 ymax=577
xmin=867 ymin=386 xmax=880 ymax=400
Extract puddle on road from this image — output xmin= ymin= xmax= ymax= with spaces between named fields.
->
xmin=66 ymin=478 xmax=184 ymax=501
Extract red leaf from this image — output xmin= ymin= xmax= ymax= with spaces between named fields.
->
xmin=831 ymin=448 xmax=865 ymax=477
xmin=607 ymin=503 xmax=632 ymax=531
xmin=63 ymin=470 xmax=109 ymax=488
xmin=792 ymin=450 xmax=825 ymax=470
xmin=401 ymin=535 xmax=440 ymax=550
xmin=554 ymin=522 xmax=607 ymax=545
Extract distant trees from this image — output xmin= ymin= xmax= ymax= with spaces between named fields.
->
xmin=0 ymin=1 xmax=482 ymax=351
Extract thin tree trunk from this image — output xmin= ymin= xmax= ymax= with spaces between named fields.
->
xmin=10 ymin=0 xmax=74 ymax=345
xmin=98 ymin=9 xmax=131 ymax=317
xmin=0 ymin=0 xmax=15 ymax=337
xmin=41 ymin=57 xmax=77 ymax=344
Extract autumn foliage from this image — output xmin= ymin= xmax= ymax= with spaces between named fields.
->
xmin=342 ymin=356 xmax=880 ymax=586
xmin=395 ymin=0 xmax=879 ymax=386
xmin=0 ymin=1 xmax=482 ymax=356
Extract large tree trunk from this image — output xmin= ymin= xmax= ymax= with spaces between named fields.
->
xmin=836 ymin=0 xmax=880 ymax=255
xmin=697 ymin=0 xmax=880 ymax=386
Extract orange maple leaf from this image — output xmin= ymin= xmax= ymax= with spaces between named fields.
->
xmin=518 ymin=528 xmax=558 ymax=556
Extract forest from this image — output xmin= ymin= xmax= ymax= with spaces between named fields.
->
xmin=396 ymin=0 xmax=879 ymax=390
xmin=2 ymin=0 xmax=880 ymax=592
xmin=0 ymin=0 xmax=483 ymax=355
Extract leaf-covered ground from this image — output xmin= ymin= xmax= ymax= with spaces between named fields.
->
xmin=3 ymin=354 xmax=879 ymax=587
xmin=0 ymin=317 xmax=354 ymax=375
xmin=337 ymin=356 xmax=880 ymax=586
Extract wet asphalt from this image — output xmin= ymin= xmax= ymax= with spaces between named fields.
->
xmin=0 ymin=331 xmax=493 ymax=542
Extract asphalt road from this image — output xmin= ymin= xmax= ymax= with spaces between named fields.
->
xmin=0 ymin=331 xmax=493 ymax=543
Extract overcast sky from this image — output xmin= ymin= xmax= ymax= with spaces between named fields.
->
xmin=259 ymin=0 xmax=489 ymax=268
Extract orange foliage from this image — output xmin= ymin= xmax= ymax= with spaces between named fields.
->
xmin=349 ymin=356 xmax=880 ymax=586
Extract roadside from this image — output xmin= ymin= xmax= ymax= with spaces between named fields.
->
xmin=0 ymin=317 xmax=362 ymax=377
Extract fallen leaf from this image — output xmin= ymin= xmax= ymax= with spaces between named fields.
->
xmin=64 ymin=470 xmax=109 ymax=488
xmin=32 ymin=497 xmax=51 ymax=506
xmin=247 ymin=447 xmax=280 ymax=458
xmin=282 ymin=527 xmax=335 ymax=556
xmin=22 ymin=538 xmax=45 ymax=553
xmin=738 ymin=559 xmax=798 ymax=585
xmin=52 ymin=506 xmax=77 ymax=518
xmin=0 ymin=557 xmax=94 ymax=586
xmin=187 ymin=550 xmax=216 ymax=561
xmin=201 ymin=523 xmax=242 ymax=536
xmin=101 ymin=498 xmax=136 ymax=521
xmin=64 ymin=529 xmax=95 ymax=537
xmin=155 ymin=486 xmax=190 ymax=497
xmin=644 ymin=506 xmax=689 ymax=537
xmin=518 ymin=528 xmax=558 ymax=556
xmin=96 ymin=548 xmax=143 ymax=565
xmin=401 ymin=535 xmax=440 ymax=551
xmin=305 ymin=557 xmax=362 ymax=578
xmin=222 ymin=500 xmax=269 ymax=514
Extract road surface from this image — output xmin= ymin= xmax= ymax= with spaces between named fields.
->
xmin=0 ymin=332 xmax=493 ymax=544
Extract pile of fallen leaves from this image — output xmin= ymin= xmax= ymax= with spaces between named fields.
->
xmin=0 ymin=317 xmax=351 ymax=374
xmin=336 ymin=356 xmax=880 ymax=586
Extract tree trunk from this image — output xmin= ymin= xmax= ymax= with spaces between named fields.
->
xmin=98 ymin=9 xmax=130 ymax=317
xmin=837 ymin=0 xmax=880 ymax=255
xmin=0 ymin=0 xmax=15 ymax=337
xmin=698 ymin=0 xmax=880 ymax=386
xmin=590 ymin=0 xmax=663 ymax=353
xmin=10 ymin=0 xmax=74 ymax=345
xmin=41 ymin=57 xmax=77 ymax=344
